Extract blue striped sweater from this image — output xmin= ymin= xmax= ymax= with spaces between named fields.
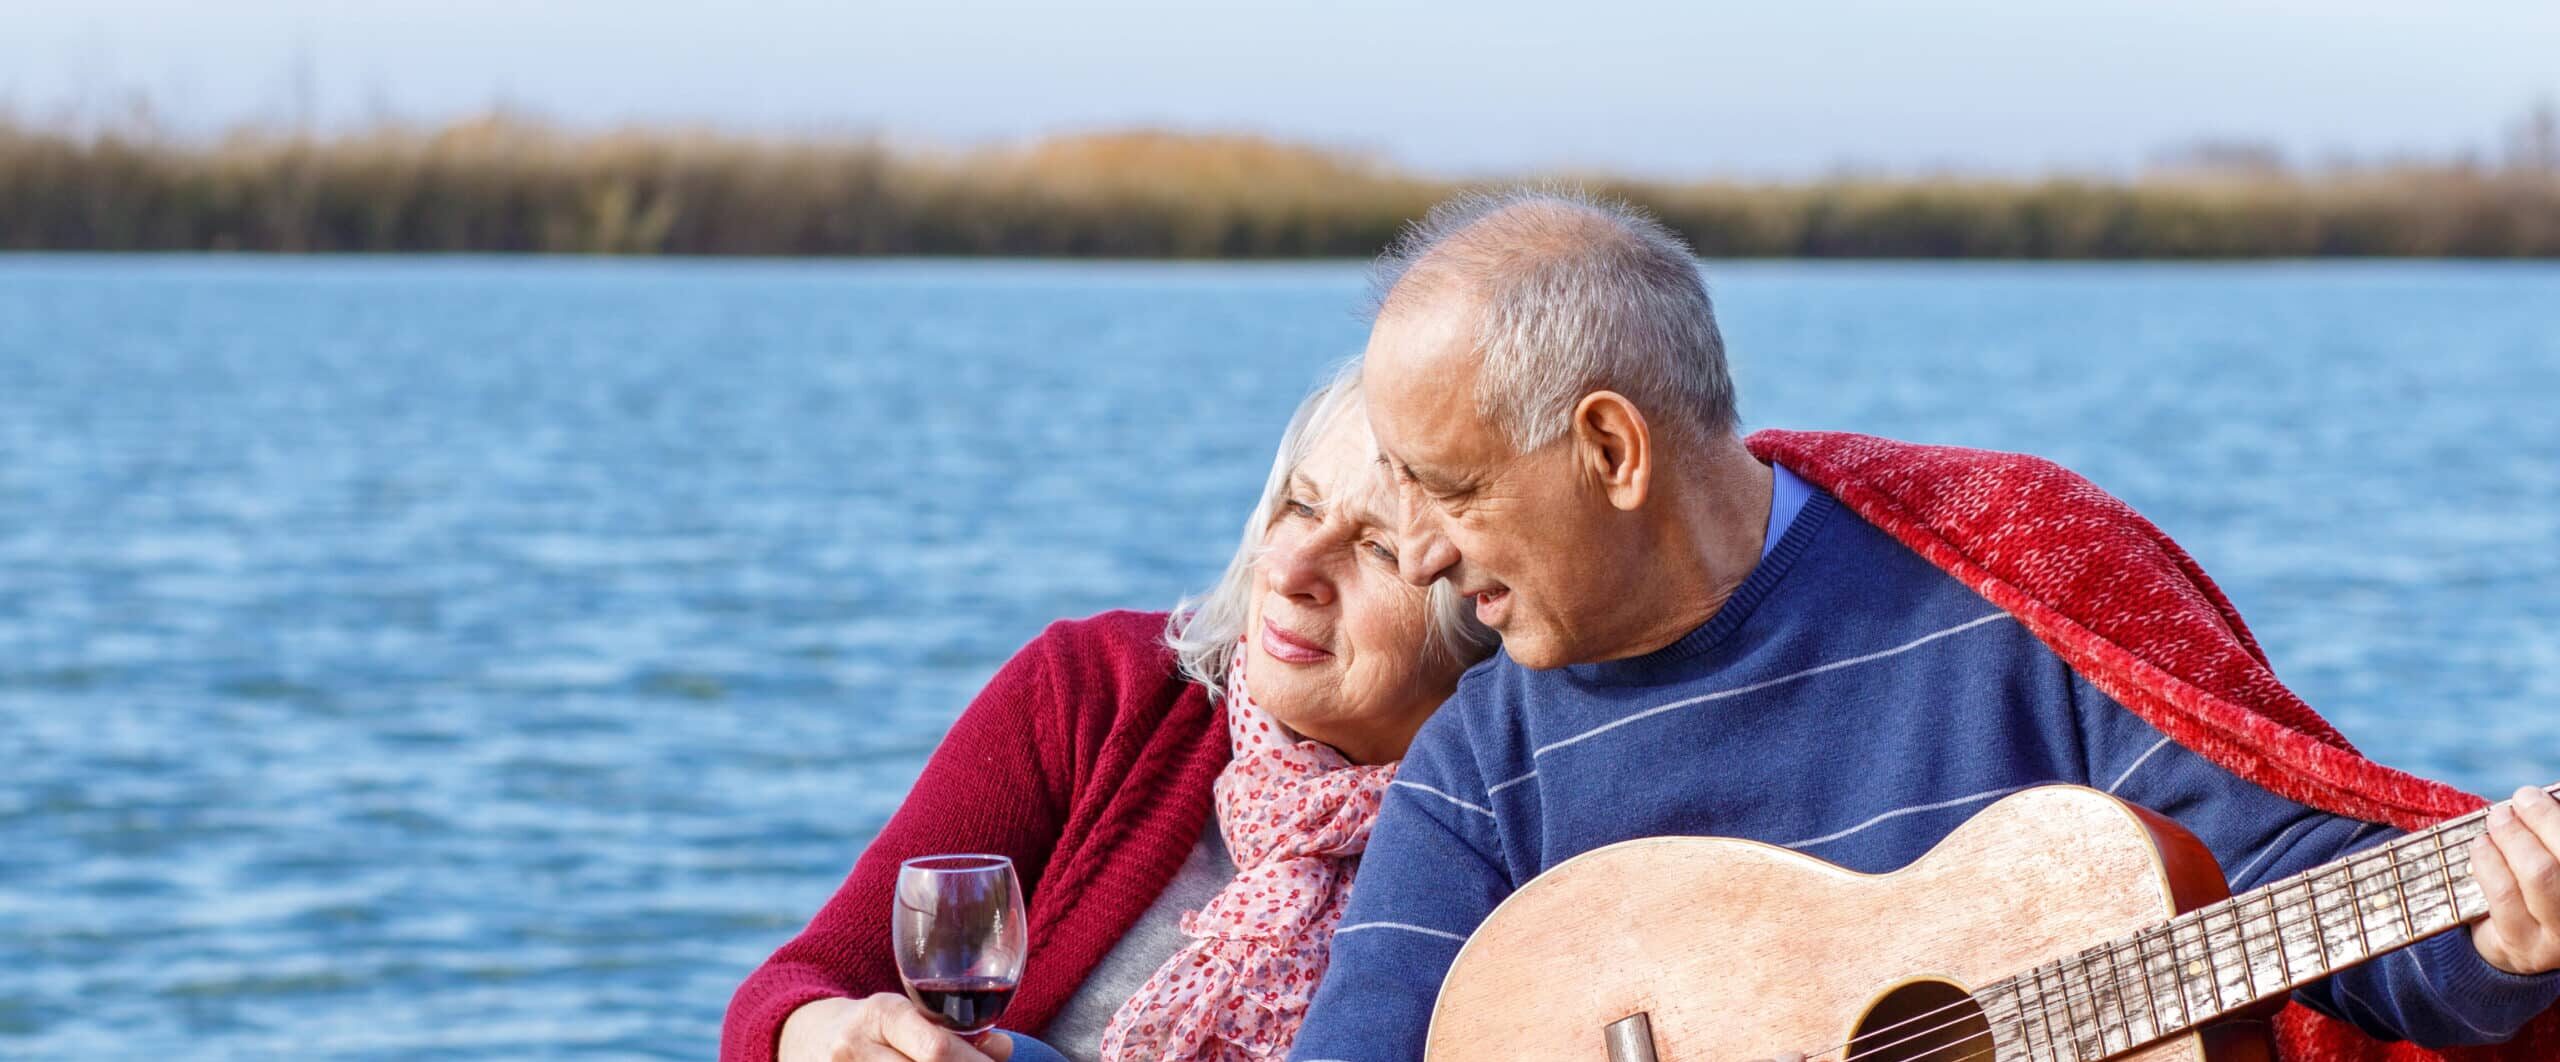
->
xmin=1291 ymin=468 xmax=2558 ymax=1061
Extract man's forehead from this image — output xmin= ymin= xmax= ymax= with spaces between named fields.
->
xmin=1365 ymin=350 xmax=1479 ymax=448
xmin=1366 ymin=300 xmax=1479 ymax=380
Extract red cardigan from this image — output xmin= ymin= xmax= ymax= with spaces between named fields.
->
xmin=721 ymin=609 xmax=1229 ymax=1062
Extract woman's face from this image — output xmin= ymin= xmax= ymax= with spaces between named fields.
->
xmin=1244 ymin=412 xmax=1473 ymax=764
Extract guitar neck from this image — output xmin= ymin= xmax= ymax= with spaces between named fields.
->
xmin=1986 ymin=782 xmax=2556 ymax=1062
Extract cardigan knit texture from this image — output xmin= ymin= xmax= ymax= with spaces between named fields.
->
xmin=721 ymin=609 xmax=1229 ymax=1062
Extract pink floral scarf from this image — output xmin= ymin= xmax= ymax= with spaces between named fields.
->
xmin=1096 ymin=651 xmax=1396 ymax=1061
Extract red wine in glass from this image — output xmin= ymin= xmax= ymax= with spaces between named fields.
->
xmin=905 ymin=976 xmax=1017 ymax=1032
xmin=893 ymin=854 xmax=1027 ymax=1036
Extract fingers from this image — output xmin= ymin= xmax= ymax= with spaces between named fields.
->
xmin=2494 ymin=789 xmax=2560 ymax=929
xmin=874 ymin=1002 xmax=996 ymax=1062
xmin=826 ymin=993 xmax=994 ymax=1062
xmin=976 ymin=1032 xmax=1014 ymax=1062
xmin=2471 ymin=787 xmax=2560 ymax=975
xmin=2473 ymin=829 xmax=2528 ymax=961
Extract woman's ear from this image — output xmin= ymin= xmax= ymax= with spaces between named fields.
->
xmin=1571 ymin=391 xmax=1650 ymax=511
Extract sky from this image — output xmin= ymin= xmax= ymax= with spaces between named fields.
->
xmin=6 ymin=0 xmax=2556 ymax=179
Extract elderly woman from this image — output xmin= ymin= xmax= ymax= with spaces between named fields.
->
xmin=722 ymin=360 xmax=1496 ymax=1062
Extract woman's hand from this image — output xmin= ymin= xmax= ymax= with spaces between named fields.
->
xmin=779 ymin=993 xmax=1014 ymax=1062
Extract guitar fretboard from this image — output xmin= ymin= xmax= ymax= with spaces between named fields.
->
xmin=1972 ymin=787 xmax=2546 ymax=1062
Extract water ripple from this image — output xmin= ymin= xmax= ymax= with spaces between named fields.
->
xmin=2 ymin=257 xmax=2556 ymax=1057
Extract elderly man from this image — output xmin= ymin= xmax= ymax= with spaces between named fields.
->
xmin=1287 ymin=190 xmax=2560 ymax=1062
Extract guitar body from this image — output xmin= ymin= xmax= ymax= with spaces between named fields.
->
xmin=1426 ymin=786 xmax=2276 ymax=1062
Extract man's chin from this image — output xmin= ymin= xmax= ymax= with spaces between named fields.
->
xmin=1499 ymin=630 xmax=1576 ymax=671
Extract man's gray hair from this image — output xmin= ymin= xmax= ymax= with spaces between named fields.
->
xmin=1165 ymin=358 xmax=1498 ymax=698
xmin=1369 ymin=187 xmax=1735 ymax=452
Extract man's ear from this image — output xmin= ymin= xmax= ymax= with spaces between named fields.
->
xmin=1571 ymin=391 xmax=1651 ymax=511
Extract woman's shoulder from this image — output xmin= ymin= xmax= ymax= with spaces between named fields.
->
xmin=1020 ymin=609 xmax=1179 ymax=676
xmin=1031 ymin=608 xmax=1177 ymax=655
xmin=1011 ymin=609 xmax=1203 ymax=723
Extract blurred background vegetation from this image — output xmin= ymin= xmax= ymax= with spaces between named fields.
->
xmin=5 ymin=102 xmax=2556 ymax=257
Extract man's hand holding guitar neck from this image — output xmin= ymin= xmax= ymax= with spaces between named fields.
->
xmin=2472 ymin=785 xmax=2560 ymax=976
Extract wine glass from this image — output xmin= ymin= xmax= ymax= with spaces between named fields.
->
xmin=892 ymin=854 xmax=1027 ymax=1036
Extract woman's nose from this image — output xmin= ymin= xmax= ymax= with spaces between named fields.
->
xmin=1265 ymin=531 xmax=1336 ymax=605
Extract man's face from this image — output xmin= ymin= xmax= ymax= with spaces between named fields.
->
xmin=1362 ymin=298 xmax=1640 ymax=669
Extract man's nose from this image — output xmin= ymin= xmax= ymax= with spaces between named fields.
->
xmin=1393 ymin=508 xmax=1460 ymax=588
xmin=1397 ymin=530 xmax=1459 ymax=587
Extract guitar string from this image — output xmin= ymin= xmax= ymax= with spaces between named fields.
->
xmin=1805 ymin=827 xmax=2481 ymax=1062
xmin=1782 ymin=819 xmax=2487 ymax=1062
xmin=1776 ymin=792 xmax=2537 ymax=1060
xmin=1814 ymin=830 xmax=2475 ymax=1062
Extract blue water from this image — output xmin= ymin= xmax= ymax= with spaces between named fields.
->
xmin=4 ymin=257 xmax=2556 ymax=1058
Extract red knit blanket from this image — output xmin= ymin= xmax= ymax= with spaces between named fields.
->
xmin=1745 ymin=430 xmax=2558 ymax=1062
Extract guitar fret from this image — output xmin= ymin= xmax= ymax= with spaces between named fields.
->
xmin=2346 ymin=859 xmax=2378 ymax=957
xmin=2440 ymin=817 xmax=2493 ymax=923
xmin=2072 ymin=956 xmax=2102 ymax=1062
xmin=2002 ymin=973 xmax=2036 ymax=1062
xmin=2311 ymin=865 xmax=2359 ymax=971
xmin=2304 ymin=873 xmax=2336 ymax=971
xmin=2140 ymin=926 xmax=2181 ymax=1033
xmin=2364 ymin=851 xmax=2410 ymax=951
xmin=1988 ymin=980 xmax=2029 ymax=1062
xmin=2397 ymin=833 xmax=2459 ymax=941
xmin=2195 ymin=906 xmax=2230 ymax=1015
xmin=2175 ymin=913 xmax=2216 ymax=1023
xmin=2062 ymin=952 xmax=2092 ymax=1060
xmin=2430 ymin=829 xmax=2465 ymax=923
xmin=2084 ymin=946 xmax=2124 ymax=1057
xmin=2102 ymin=939 xmax=2144 ymax=1048
xmin=2153 ymin=921 xmax=2182 ymax=1036
xmin=2213 ymin=902 xmax=2253 ymax=1009
xmin=2271 ymin=880 xmax=2314 ymax=989
xmin=2391 ymin=842 xmax=2422 ymax=945
xmin=2132 ymin=929 xmax=2167 ymax=1039
xmin=1998 ymin=980 xmax=2048 ymax=1062
xmin=2027 ymin=962 xmax=2068 ymax=1062
xmin=2165 ymin=922 xmax=2195 ymax=1032
xmin=2257 ymin=891 xmax=2290 ymax=992
xmin=2037 ymin=962 xmax=2078 ymax=1062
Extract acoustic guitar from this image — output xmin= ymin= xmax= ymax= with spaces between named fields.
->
xmin=1426 ymin=782 xmax=2555 ymax=1062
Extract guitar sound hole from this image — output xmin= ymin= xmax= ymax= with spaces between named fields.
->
xmin=1848 ymin=980 xmax=1993 ymax=1062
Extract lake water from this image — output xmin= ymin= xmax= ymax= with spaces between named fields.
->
xmin=4 ymin=257 xmax=2557 ymax=1058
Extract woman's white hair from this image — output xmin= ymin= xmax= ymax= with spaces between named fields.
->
xmin=1165 ymin=358 xmax=1498 ymax=697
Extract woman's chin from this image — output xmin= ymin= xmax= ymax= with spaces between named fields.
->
xmin=1244 ymin=654 xmax=1323 ymax=715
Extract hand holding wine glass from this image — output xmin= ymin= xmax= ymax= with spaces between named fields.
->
xmin=776 ymin=991 xmax=1015 ymax=1062
xmin=774 ymin=852 xmax=1029 ymax=1062
xmin=894 ymin=854 xmax=1028 ymax=1038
